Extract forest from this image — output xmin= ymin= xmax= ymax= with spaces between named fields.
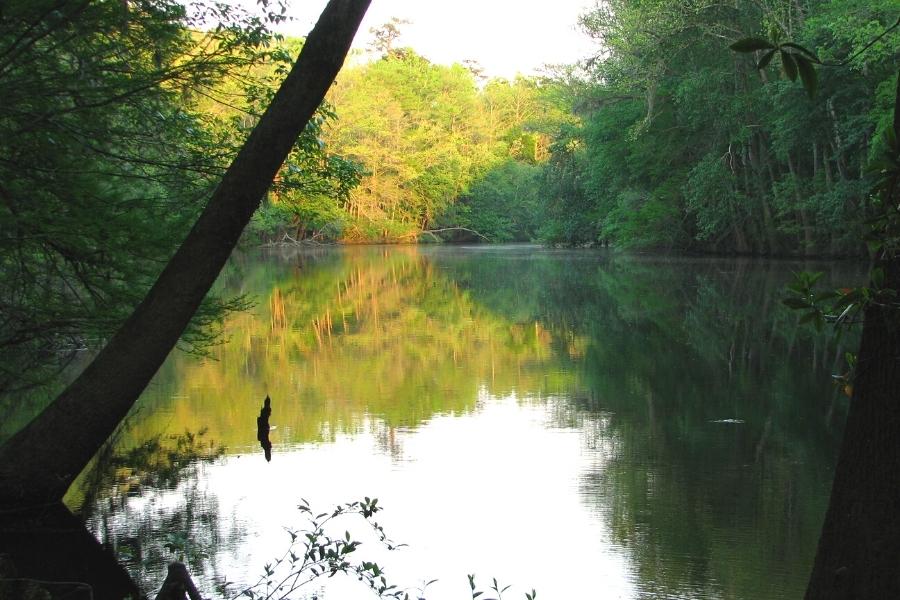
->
xmin=1 ymin=0 xmax=900 ymax=598
xmin=250 ymin=0 xmax=897 ymax=257
xmin=2 ymin=0 xmax=897 ymax=393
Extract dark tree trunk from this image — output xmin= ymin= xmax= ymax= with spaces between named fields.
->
xmin=803 ymin=258 xmax=900 ymax=599
xmin=787 ymin=152 xmax=815 ymax=255
xmin=804 ymin=70 xmax=900 ymax=599
xmin=0 ymin=503 xmax=142 ymax=599
xmin=0 ymin=0 xmax=371 ymax=507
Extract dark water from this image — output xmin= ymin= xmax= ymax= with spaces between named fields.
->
xmin=60 ymin=245 xmax=858 ymax=599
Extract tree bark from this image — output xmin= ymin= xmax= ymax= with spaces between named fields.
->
xmin=803 ymin=258 xmax=900 ymax=599
xmin=804 ymin=70 xmax=900 ymax=599
xmin=0 ymin=0 xmax=371 ymax=507
xmin=787 ymin=152 xmax=815 ymax=255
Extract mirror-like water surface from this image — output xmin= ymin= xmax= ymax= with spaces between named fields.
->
xmin=64 ymin=245 xmax=856 ymax=599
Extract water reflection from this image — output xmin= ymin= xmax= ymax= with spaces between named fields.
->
xmin=257 ymin=396 xmax=273 ymax=461
xmin=69 ymin=246 xmax=856 ymax=599
xmin=61 ymin=430 xmax=227 ymax=593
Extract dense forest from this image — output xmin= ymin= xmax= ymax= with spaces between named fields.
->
xmin=246 ymin=0 xmax=898 ymax=256
xmin=541 ymin=0 xmax=898 ymax=254
xmin=2 ymin=0 xmax=896 ymax=394
xmin=2 ymin=0 xmax=900 ymax=598
xmin=249 ymin=39 xmax=574 ymax=244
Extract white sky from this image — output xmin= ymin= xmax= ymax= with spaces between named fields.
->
xmin=249 ymin=0 xmax=599 ymax=78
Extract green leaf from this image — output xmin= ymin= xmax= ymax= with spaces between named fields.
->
xmin=834 ymin=289 xmax=862 ymax=308
xmin=756 ymin=49 xmax=776 ymax=70
xmin=780 ymin=42 xmax=820 ymax=63
xmin=885 ymin=126 xmax=897 ymax=151
xmin=783 ymin=297 xmax=811 ymax=309
xmin=867 ymin=239 xmax=885 ymax=254
xmin=730 ymin=37 xmax=776 ymax=52
xmin=780 ymin=50 xmax=798 ymax=81
xmin=812 ymin=290 xmax=838 ymax=303
xmin=814 ymin=313 xmax=824 ymax=332
xmin=795 ymin=55 xmax=817 ymax=98
xmin=865 ymin=156 xmax=897 ymax=174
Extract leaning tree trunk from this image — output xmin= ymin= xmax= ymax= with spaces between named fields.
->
xmin=0 ymin=0 xmax=371 ymax=508
xmin=803 ymin=71 xmax=900 ymax=599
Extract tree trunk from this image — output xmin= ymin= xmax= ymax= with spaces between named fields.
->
xmin=803 ymin=258 xmax=900 ymax=599
xmin=787 ymin=152 xmax=814 ymax=255
xmin=823 ymin=144 xmax=834 ymax=190
xmin=804 ymin=69 xmax=900 ymax=599
xmin=0 ymin=0 xmax=371 ymax=508
xmin=156 ymin=562 xmax=203 ymax=600
xmin=813 ymin=141 xmax=819 ymax=181
xmin=745 ymin=134 xmax=776 ymax=253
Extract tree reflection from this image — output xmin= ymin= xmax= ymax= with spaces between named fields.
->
xmin=67 ymin=429 xmax=231 ymax=594
xmin=122 ymin=247 xmax=574 ymax=454
xmin=55 ymin=247 xmax=861 ymax=599
xmin=449 ymin=253 xmax=856 ymax=600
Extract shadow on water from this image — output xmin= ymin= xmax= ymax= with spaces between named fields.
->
xmin=72 ymin=429 xmax=228 ymax=596
xmin=0 ymin=503 xmax=140 ymax=599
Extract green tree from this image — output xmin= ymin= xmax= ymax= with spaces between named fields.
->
xmin=540 ymin=0 xmax=897 ymax=255
xmin=728 ymin=8 xmax=900 ymax=597
xmin=0 ymin=0 xmax=370 ymax=508
xmin=326 ymin=50 xmax=485 ymax=238
xmin=0 ymin=0 xmax=353 ymax=395
xmin=449 ymin=160 xmax=543 ymax=242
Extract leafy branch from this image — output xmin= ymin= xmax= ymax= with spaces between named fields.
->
xmin=205 ymin=498 xmax=539 ymax=600
xmin=730 ymin=16 xmax=900 ymax=98
xmin=732 ymin=13 xmax=900 ymax=389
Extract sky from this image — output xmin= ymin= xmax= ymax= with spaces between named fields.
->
xmin=242 ymin=0 xmax=599 ymax=79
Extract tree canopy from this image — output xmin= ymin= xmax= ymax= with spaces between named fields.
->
xmin=0 ymin=0 xmax=354 ymax=395
xmin=539 ymin=0 xmax=898 ymax=254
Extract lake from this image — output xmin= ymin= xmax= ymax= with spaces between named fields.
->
xmin=63 ymin=245 xmax=856 ymax=599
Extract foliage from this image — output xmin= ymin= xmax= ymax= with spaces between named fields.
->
xmin=537 ymin=0 xmax=900 ymax=253
xmin=0 ymin=0 xmax=351 ymax=394
xmin=216 ymin=497 xmax=539 ymax=600
xmin=291 ymin=37 xmax=576 ymax=243
xmin=217 ymin=497 xmax=407 ymax=600
xmin=730 ymin=8 xmax=900 ymax=395
xmin=448 ymin=160 xmax=543 ymax=242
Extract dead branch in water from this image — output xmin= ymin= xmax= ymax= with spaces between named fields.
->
xmin=397 ymin=227 xmax=490 ymax=241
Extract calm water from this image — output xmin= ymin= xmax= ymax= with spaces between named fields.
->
xmin=63 ymin=245 xmax=858 ymax=599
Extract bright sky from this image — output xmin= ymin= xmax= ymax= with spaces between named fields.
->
xmin=249 ymin=0 xmax=599 ymax=78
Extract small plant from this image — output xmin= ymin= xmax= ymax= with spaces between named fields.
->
xmin=209 ymin=498 xmax=537 ymax=600
xmin=216 ymin=497 xmax=404 ymax=600
xmin=467 ymin=574 xmax=534 ymax=600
